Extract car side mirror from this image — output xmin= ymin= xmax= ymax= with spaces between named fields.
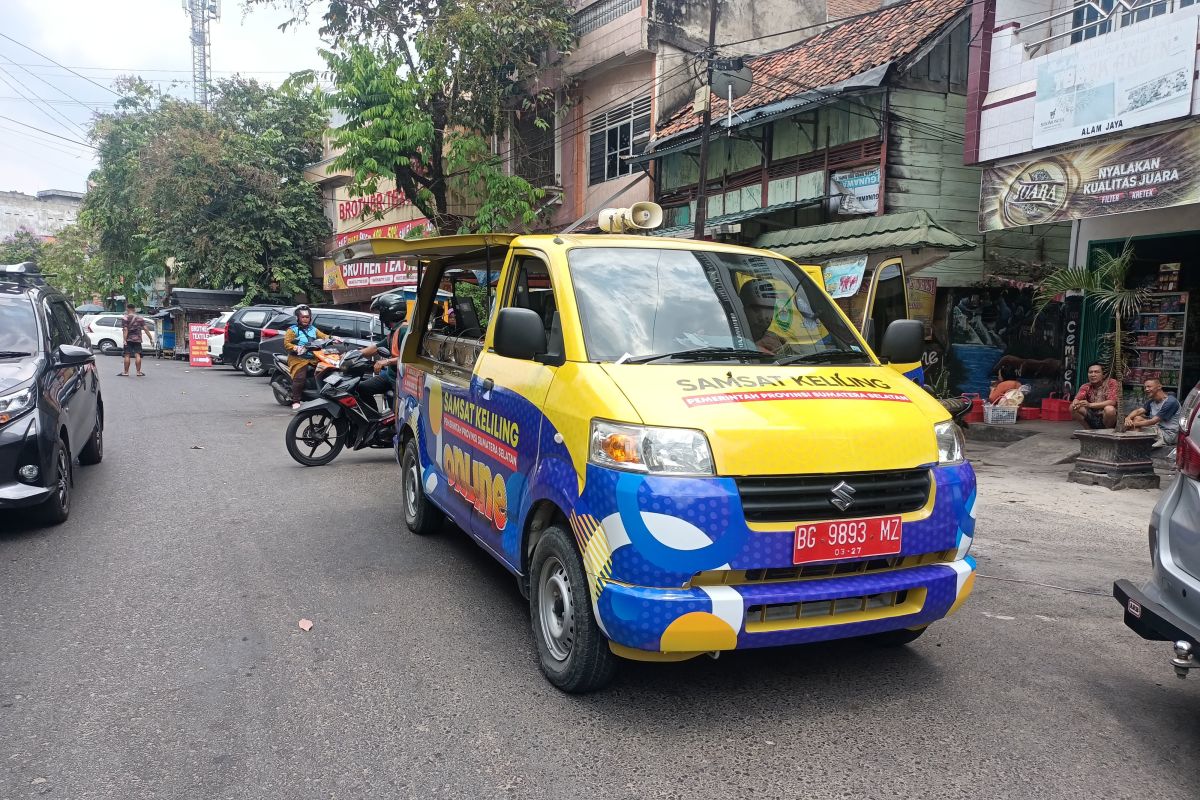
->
xmin=56 ymin=344 xmax=95 ymax=367
xmin=879 ymin=319 xmax=924 ymax=365
xmin=493 ymin=307 xmax=547 ymax=361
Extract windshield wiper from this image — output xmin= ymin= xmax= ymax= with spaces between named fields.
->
xmin=0 ymin=350 xmax=32 ymax=358
xmin=622 ymin=347 xmax=777 ymax=365
xmin=777 ymin=349 xmax=871 ymax=366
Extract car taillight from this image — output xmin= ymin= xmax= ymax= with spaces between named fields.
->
xmin=1178 ymin=402 xmax=1200 ymax=478
xmin=209 ymin=326 xmax=225 ymax=336
xmin=86 ymin=323 xmax=93 ymax=332
xmin=261 ymin=328 xmax=280 ymax=339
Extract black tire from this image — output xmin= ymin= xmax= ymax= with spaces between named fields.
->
xmin=98 ymin=339 xmax=118 ymax=356
xmin=870 ymin=626 xmax=928 ymax=647
xmin=285 ymin=409 xmax=347 ymax=466
xmin=270 ymin=374 xmax=292 ymax=406
xmin=78 ymin=410 xmax=103 ymax=465
xmin=37 ymin=441 xmax=71 ymax=525
xmin=529 ymin=525 xmax=616 ymax=693
xmin=401 ymin=437 xmax=443 ymax=535
xmin=241 ymin=352 xmax=266 ymax=377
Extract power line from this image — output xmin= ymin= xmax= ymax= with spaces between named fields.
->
xmin=0 ymin=32 xmax=121 ymax=97
xmin=0 ymin=113 xmax=95 ymax=148
xmin=0 ymin=53 xmax=108 ymax=120
xmin=0 ymin=65 xmax=89 ymax=141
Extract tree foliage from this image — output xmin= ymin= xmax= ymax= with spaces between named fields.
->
xmin=82 ymin=78 xmax=331 ymax=303
xmin=0 ymin=229 xmax=45 ymax=265
xmin=39 ymin=224 xmax=106 ymax=304
xmin=255 ymin=0 xmax=575 ymax=234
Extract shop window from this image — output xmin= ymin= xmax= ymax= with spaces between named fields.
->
xmin=1070 ymin=0 xmax=1114 ymax=43
xmin=1122 ymin=0 xmax=1168 ymax=24
xmin=588 ymin=97 xmax=651 ymax=185
xmin=572 ymin=0 xmax=639 ymax=37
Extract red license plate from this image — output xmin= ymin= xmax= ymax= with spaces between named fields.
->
xmin=793 ymin=516 xmax=903 ymax=565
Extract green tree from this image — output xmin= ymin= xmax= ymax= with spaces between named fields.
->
xmin=1035 ymin=242 xmax=1147 ymax=432
xmin=83 ymin=77 xmax=331 ymax=303
xmin=257 ymin=0 xmax=574 ymax=233
xmin=0 ymin=229 xmax=45 ymax=264
xmin=39 ymin=224 xmax=105 ymax=304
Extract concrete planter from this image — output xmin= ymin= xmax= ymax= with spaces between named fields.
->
xmin=1068 ymin=429 xmax=1160 ymax=490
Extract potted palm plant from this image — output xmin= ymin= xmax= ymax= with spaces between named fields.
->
xmin=1034 ymin=242 xmax=1159 ymax=489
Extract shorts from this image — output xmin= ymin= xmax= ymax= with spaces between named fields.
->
xmin=1084 ymin=408 xmax=1108 ymax=429
xmin=124 ymin=341 xmax=143 ymax=356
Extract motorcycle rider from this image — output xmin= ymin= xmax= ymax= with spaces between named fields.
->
xmin=356 ymin=292 xmax=408 ymax=411
xmin=283 ymin=305 xmax=331 ymax=411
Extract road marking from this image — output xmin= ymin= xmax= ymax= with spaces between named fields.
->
xmin=980 ymin=612 xmax=1016 ymax=621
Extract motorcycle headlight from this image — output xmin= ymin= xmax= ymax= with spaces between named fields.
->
xmin=589 ymin=420 xmax=714 ymax=476
xmin=0 ymin=385 xmax=35 ymax=426
xmin=934 ymin=420 xmax=965 ymax=465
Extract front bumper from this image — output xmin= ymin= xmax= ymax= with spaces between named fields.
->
xmin=597 ymin=558 xmax=976 ymax=656
xmin=0 ymin=413 xmax=50 ymax=509
xmin=1113 ymin=578 xmax=1200 ymax=647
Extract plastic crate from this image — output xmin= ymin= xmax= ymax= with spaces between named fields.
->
xmin=1040 ymin=393 xmax=1073 ymax=421
xmin=1017 ymin=406 xmax=1041 ymax=420
xmin=983 ymin=404 xmax=1018 ymax=425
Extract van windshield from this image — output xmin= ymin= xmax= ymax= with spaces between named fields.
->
xmin=567 ymin=247 xmax=869 ymax=365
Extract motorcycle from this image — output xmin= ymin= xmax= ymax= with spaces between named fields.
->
xmin=284 ymin=349 xmax=396 ymax=467
xmin=269 ymin=339 xmax=344 ymax=406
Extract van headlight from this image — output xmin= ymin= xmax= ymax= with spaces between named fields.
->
xmin=0 ymin=385 xmax=35 ymax=426
xmin=589 ymin=420 xmax=715 ymax=476
xmin=934 ymin=420 xmax=965 ymax=465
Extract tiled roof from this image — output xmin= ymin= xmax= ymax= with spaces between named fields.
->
xmin=654 ymin=0 xmax=969 ymax=142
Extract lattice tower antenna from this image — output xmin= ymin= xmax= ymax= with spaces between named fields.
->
xmin=183 ymin=0 xmax=220 ymax=109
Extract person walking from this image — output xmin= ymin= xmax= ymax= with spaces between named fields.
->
xmin=118 ymin=304 xmax=154 ymax=377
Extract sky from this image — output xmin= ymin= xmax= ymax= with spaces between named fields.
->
xmin=0 ymin=0 xmax=330 ymax=196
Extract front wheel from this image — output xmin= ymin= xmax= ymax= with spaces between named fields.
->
xmin=285 ymin=408 xmax=347 ymax=466
xmin=401 ymin=437 xmax=443 ymax=535
xmin=37 ymin=441 xmax=71 ymax=525
xmin=270 ymin=374 xmax=292 ymax=406
xmin=241 ymin=352 xmax=266 ymax=377
xmin=79 ymin=412 xmax=103 ymax=465
xmin=529 ymin=525 xmax=616 ymax=693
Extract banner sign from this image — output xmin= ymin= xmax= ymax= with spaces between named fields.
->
xmin=333 ymin=219 xmax=433 ymax=249
xmin=831 ymin=166 xmax=880 ymax=215
xmin=323 ymin=258 xmax=418 ymax=291
xmin=823 ymin=255 xmax=868 ymax=299
xmin=906 ymin=277 xmax=937 ymax=339
xmin=1032 ymin=15 xmax=1196 ymax=150
xmin=188 ymin=323 xmax=212 ymax=367
xmin=979 ymin=126 xmax=1200 ymax=232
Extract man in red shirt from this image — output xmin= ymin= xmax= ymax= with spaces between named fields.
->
xmin=1071 ymin=361 xmax=1119 ymax=429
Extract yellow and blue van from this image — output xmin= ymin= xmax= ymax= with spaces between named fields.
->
xmin=337 ymin=228 xmax=977 ymax=692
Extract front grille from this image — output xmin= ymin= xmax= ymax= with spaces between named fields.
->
xmin=688 ymin=552 xmax=952 ymax=588
xmin=735 ymin=468 xmax=931 ymax=523
xmin=746 ymin=591 xmax=908 ymax=628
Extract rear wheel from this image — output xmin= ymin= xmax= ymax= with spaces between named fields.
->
xmin=98 ymin=339 xmax=118 ymax=356
xmin=870 ymin=626 xmax=928 ymax=647
xmin=401 ymin=437 xmax=443 ymax=535
xmin=241 ymin=352 xmax=265 ymax=377
xmin=270 ymin=374 xmax=291 ymax=405
xmin=529 ymin=525 xmax=616 ymax=693
xmin=285 ymin=409 xmax=347 ymax=466
xmin=37 ymin=441 xmax=71 ymax=525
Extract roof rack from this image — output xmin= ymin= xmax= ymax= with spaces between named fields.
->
xmin=0 ymin=262 xmax=49 ymax=287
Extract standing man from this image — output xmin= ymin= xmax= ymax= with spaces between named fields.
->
xmin=119 ymin=304 xmax=154 ymax=377
xmin=1070 ymin=362 xmax=1119 ymax=429
xmin=1126 ymin=379 xmax=1182 ymax=447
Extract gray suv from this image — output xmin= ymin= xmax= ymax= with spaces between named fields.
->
xmin=1114 ymin=384 xmax=1200 ymax=679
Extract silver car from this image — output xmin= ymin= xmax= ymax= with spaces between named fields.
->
xmin=1114 ymin=385 xmax=1200 ymax=679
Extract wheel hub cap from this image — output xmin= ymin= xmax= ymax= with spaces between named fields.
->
xmin=538 ymin=557 xmax=575 ymax=662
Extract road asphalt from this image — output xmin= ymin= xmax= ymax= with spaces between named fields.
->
xmin=2 ymin=358 xmax=1197 ymax=799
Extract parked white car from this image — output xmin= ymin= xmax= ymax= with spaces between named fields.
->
xmin=81 ymin=313 xmax=158 ymax=355
xmin=206 ymin=311 xmax=234 ymax=363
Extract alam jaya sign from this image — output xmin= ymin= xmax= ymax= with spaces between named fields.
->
xmin=979 ymin=126 xmax=1200 ymax=232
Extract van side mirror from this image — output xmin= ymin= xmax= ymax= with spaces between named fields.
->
xmin=493 ymin=307 xmax=547 ymax=361
xmin=879 ymin=319 xmax=924 ymax=364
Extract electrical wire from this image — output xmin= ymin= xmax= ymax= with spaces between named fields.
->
xmin=0 ymin=66 xmax=89 ymax=142
xmin=0 ymin=54 xmax=111 ymax=120
xmin=0 ymin=113 xmax=94 ymax=148
xmin=0 ymin=32 xmax=122 ymax=97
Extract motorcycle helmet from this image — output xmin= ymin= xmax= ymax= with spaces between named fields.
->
xmin=370 ymin=293 xmax=407 ymax=327
xmin=294 ymin=304 xmax=312 ymax=323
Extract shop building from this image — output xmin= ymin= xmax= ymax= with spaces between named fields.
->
xmin=969 ymin=0 xmax=1200 ymax=402
xmin=0 ymin=189 xmax=83 ymax=241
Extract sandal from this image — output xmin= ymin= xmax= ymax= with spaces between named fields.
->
xmin=117 ymin=372 xmax=128 ymax=377
xmin=136 ymin=372 xmax=146 ymax=377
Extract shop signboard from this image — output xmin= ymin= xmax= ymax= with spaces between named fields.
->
xmin=980 ymin=126 xmax=1200 ymax=232
xmin=334 ymin=219 xmax=433 ymax=249
xmin=1032 ymin=14 xmax=1196 ymax=150
xmin=323 ymin=258 xmax=418 ymax=291
xmin=830 ymin=167 xmax=880 ymax=215
xmin=906 ymin=277 xmax=937 ymax=339
xmin=188 ymin=323 xmax=211 ymax=367
xmin=823 ymin=255 xmax=868 ymax=299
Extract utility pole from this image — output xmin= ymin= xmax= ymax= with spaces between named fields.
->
xmin=691 ymin=0 xmax=719 ymax=241
xmin=184 ymin=0 xmax=220 ymax=110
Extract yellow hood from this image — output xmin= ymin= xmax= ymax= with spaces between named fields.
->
xmin=601 ymin=364 xmax=947 ymax=476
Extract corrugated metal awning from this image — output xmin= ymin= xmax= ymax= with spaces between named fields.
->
xmin=754 ymin=210 xmax=976 ymax=261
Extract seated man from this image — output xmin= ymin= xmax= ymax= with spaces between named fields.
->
xmin=1125 ymin=378 xmax=1181 ymax=447
xmin=1071 ymin=362 xmax=1119 ymax=429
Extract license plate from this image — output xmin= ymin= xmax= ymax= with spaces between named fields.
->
xmin=794 ymin=516 xmax=903 ymax=564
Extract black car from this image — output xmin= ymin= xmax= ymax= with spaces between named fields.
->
xmin=221 ymin=305 xmax=287 ymax=377
xmin=257 ymin=307 xmax=383 ymax=375
xmin=0 ymin=263 xmax=103 ymax=525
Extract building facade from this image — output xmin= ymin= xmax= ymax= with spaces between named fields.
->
xmin=968 ymin=0 xmax=1200 ymax=398
xmin=0 ymin=189 xmax=83 ymax=241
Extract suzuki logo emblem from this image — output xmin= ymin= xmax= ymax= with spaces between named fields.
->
xmin=830 ymin=481 xmax=856 ymax=512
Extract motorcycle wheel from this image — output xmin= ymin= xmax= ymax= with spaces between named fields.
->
xmin=270 ymin=374 xmax=292 ymax=406
xmin=285 ymin=409 xmax=347 ymax=466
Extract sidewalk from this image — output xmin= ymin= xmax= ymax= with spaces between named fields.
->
xmin=963 ymin=418 xmax=1177 ymax=476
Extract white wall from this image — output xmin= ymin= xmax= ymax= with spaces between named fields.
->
xmin=0 ymin=191 xmax=81 ymax=240
xmin=1073 ymin=202 xmax=1200 ymax=264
